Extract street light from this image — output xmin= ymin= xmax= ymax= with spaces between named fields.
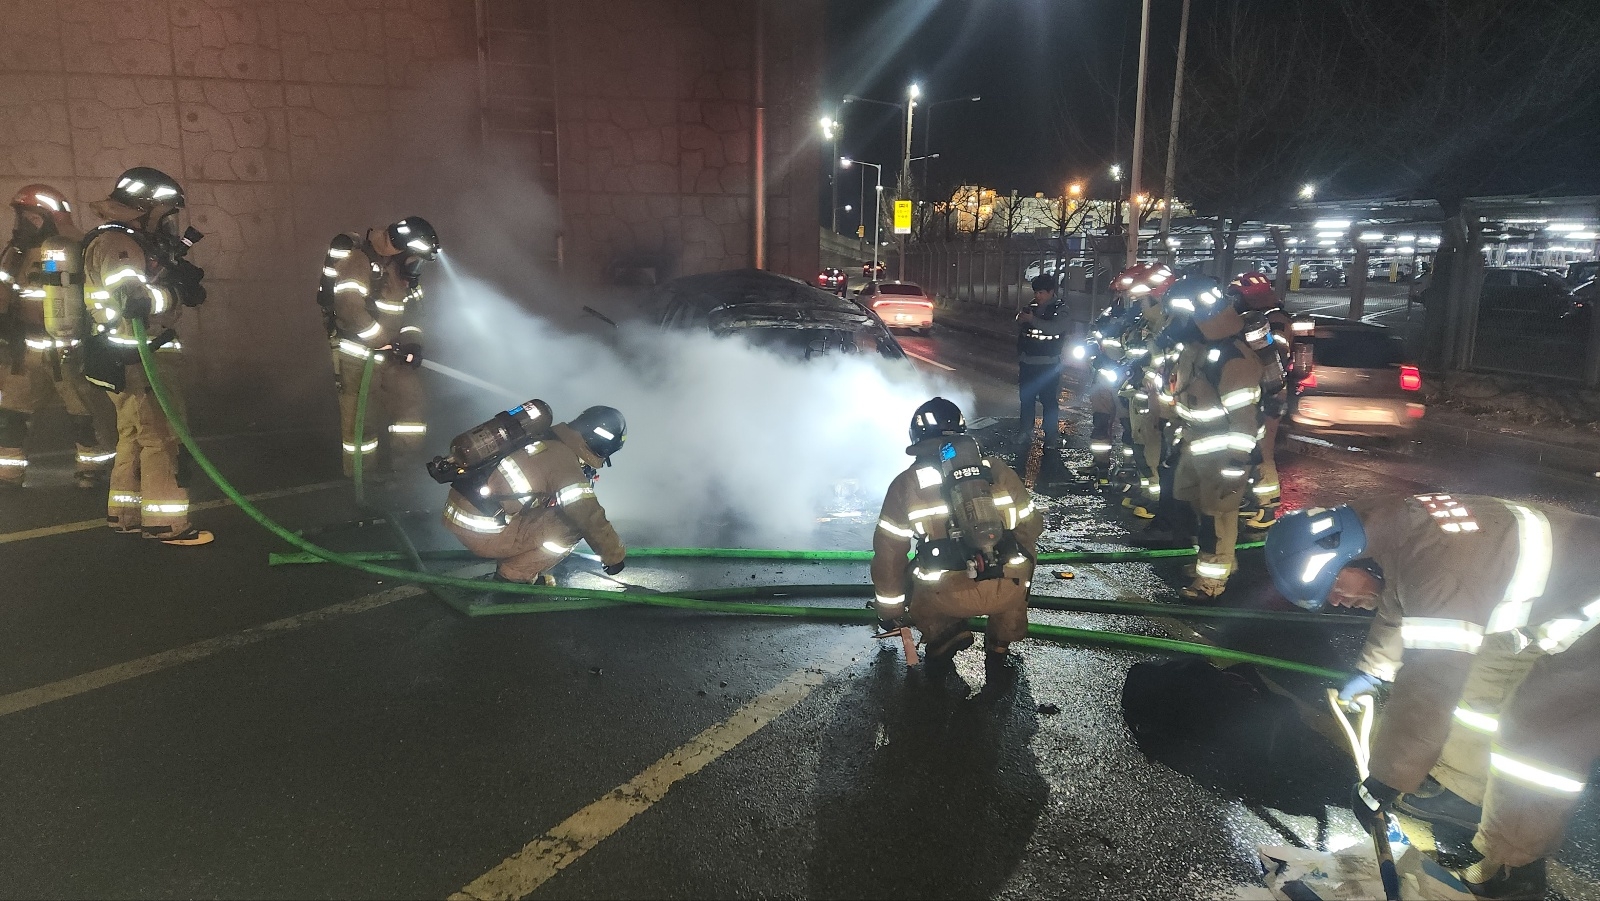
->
xmin=1300 ymin=183 xmax=1316 ymax=200
xmin=841 ymin=157 xmax=883 ymax=275
xmin=820 ymin=116 xmax=840 ymax=234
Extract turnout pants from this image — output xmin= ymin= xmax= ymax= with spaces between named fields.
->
xmin=1017 ymin=363 xmax=1062 ymax=448
xmin=0 ymin=346 xmax=115 ymax=483
xmin=333 ymin=351 xmax=426 ymax=478
xmin=106 ymin=354 xmax=191 ymax=535
xmin=445 ymin=505 xmax=576 ymax=583
xmin=1247 ymin=415 xmax=1282 ymax=509
xmin=1086 ymin=383 xmax=1118 ymax=473
xmin=911 ymin=568 xmax=1033 ymax=653
xmin=1128 ymin=407 xmax=1165 ymax=507
xmin=1431 ymin=632 xmax=1546 ymax=807
xmin=1173 ymin=443 xmax=1244 ymax=588
xmin=1476 ymin=628 xmax=1600 ymax=866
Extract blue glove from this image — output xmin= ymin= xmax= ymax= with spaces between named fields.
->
xmin=1338 ymin=672 xmax=1387 ymax=712
xmin=1352 ymin=776 xmax=1399 ymax=834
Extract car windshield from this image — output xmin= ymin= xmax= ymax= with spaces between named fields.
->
xmin=1313 ymin=330 xmax=1405 ymax=369
xmin=722 ymin=324 xmax=903 ymax=361
xmin=875 ymin=284 xmax=926 ymax=296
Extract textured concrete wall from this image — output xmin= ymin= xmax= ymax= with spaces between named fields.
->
xmin=0 ymin=0 xmax=820 ymax=427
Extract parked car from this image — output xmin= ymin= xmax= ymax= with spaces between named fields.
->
xmin=1478 ymin=267 xmax=1577 ymax=323
xmin=1023 ymin=259 xmax=1058 ymax=282
xmin=857 ymin=280 xmax=935 ymax=335
xmin=862 ymin=260 xmax=886 ymax=280
xmin=1295 ymin=258 xmax=1347 ymax=288
xmin=650 ymin=269 xmax=906 ymax=363
xmin=1287 ymin=315 xmax=1424 ymax=438
xmin=815 ymin=267 xmax=847 ymax=295
xmin=1564 ymin=260 xmax=1599 ymax=288
xmin=1365 ymin=258 xmax=1414 ymax=281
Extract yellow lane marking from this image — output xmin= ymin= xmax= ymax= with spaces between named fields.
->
xmin=0 ymin=480 xmax=344 ymax=546
xmin=451 ymin=648 xmax=856 ymax=901
xmin=0 ymin=583 xmax=425 ymax=718
xmin=903 ymin=349 xmax=956 ymax=371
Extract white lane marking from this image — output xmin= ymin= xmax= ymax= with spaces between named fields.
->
xmin=0 ymin=583 xmax=427 ymax=718
xmin=0 ymin=480 xmax=344 ymax=545
xmin=904 ymin=349 xmax=956 ymax=371
xmin=451 ymin=647 xmax=856 ymax=901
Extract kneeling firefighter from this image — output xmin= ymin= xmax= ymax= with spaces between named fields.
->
xmin=872 ymin=398 xmax=1043 ymax=673
xmin=436 ymin=401 xmax=627 ymax=588
xmin=0 ymin=184 xmax=117 ymax=488
xmin=1267 ymin=497 xmax=1600 ymax=901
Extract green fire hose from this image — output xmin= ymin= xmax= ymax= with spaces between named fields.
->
xmin=132 ymin=321 xmax=1351 ymax=682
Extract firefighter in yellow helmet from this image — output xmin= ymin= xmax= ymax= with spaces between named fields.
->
xmin=872 ymin=398 xmax=1043 ymax=678
xmin=0 ymin=185 xmax=117 ymax=488
xmin=82 ymin=168 xmax=212 ymax=545
xmin=319 ymin=216 xmax=438 ymax=480
xmin=439 ymin=403 xmax=627 ymax=592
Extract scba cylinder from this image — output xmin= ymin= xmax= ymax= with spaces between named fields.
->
xmin=938 ymin=434 xmax=1003 ymax=553
xmin=429 ymin=398 xmax=553 ymax=485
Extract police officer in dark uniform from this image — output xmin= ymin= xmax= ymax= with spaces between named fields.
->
xmin=1015 ymin=273 xmax=1068 ymax=456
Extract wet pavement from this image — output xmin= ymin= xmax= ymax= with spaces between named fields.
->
xmin=0 ymin=320 xmax=1596 ymax=899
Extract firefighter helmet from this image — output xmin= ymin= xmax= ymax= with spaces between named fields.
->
xmin=1114 ymin=262 xmax=1175 ymax=299
xmin=387 ymin=216 xmax=440 ymax=261
xmin=1241 ymin=311 xmax=1272 ymax=350
xmin=908 ymin=396 xmax=966 ymax=446
xmin=1228 ymin=271 xmax=1276 ymax=308
xmin=568 ymin=405 xmax=626 ymax=465
xmin=9 ymin=184 xmax=75 ymax=237
xmin=1263 ymin=505 xmax=1369 ymax=610
xmin=1162 ymin=274 xmax=1223 ymax=316
xmin=108 ymin=167 xmax=185 ymax=210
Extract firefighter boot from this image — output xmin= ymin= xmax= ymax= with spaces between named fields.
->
xmin=923 ymin=624 xmax=975 ymax=670
xmin=1394 ymin=777 xmax=1483 ymax=830
xmin=1180 ymin=577 xmax=1228 ymax=601
xmin=1454 ymin=858 xmax=1545 ymax=901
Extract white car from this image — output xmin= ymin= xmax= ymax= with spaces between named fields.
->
xmin=858 ymin=280 xmax=934 ymax=334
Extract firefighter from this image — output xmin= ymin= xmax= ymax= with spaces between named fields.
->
xmin=1082 ymin=263 xmax=1171 ymax=485
xmin=872 ymin=397 xmax=1043 ymax=676
xmin=320 ymin=216 xmax=439 ymax=480
xmin=1229 ymin=272 xmax=1287 ymax=527
xmin=441 ymin=404 xmax=627 ymax=588
xmin=81 ymin=168 xmax=211 ymax=545
xmin=1236 ymin=309 xmax=1286 ymax=528
xmin=0 ymin=185 xmax=116 ymax=488
xmin=1015 ymin=273 xmax=1068 ymax=456
xmin=1267 ymin=498 xmax=1600 ymax=900
xmin=1113 ymin=265 xmax=1174 ymax=514
xmin=1169 ymin=285 xmax=1264 ymax=599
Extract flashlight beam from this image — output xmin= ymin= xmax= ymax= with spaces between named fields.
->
xmin=419 ymin=359 xmax=522 ymax=402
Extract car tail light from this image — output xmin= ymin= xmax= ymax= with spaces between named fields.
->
xmin=1399 ymin=365 xmax=1421 ymax=391
xmin=1296 ymin=369 xmax=1317 ymax=391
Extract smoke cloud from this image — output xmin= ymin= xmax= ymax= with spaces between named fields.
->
xmin=423 ymin=268 xmax=974 ymax=547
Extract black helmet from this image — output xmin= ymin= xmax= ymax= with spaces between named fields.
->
xmin=908 ymin=397 xmax=966 ymax=445
xmin=109 ymin=167 xmax=184 ymax=210
xmin=568 ymin=405 xmax=626 ymax=465
xmin=387 ymin=216 xmax=440 ymax=261
xmin=1030 ymin=273 xmax=1058 ymax=293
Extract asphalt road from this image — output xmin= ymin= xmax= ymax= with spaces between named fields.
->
xmin=1 ymin=319 xmax=1596 ymax=900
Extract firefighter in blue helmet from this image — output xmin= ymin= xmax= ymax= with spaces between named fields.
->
xmin=1267 ymin=498 xmax=1600 ymax=900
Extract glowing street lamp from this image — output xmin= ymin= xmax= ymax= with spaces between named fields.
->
xmin=820 ymin=116 xmax=840 ymax=233
xmin=841 ymin=157 xmax=883 ymax=275
xmin=1300 ymin=183 xmax=1316 ymax=200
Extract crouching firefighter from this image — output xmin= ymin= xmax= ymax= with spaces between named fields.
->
xmin=81 ymin=168 xmax=212 ymax=546
xmin=320 ymin=216 xmax=439 ymax=480
xmin=872 ymin=398 xmax=1043 ymax=676
xmin=0 ymin=184 xmax=116 ymax=488
xmin=435 ymin=402 xmax=627 ymax=592
xmin=1266 ymin=497 xmax=1600 ymax=900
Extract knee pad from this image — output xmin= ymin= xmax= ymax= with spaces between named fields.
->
xmin=0 ymin=408 xmax=29 ymax=446
xmin=69 ymin=414 xmax=98 ymax=448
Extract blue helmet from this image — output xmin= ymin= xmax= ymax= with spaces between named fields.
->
xmin=1264 ymin=505 xmax=1369 ymax=610
xmin=1163 ymin=275 xmax=1223 ymax=318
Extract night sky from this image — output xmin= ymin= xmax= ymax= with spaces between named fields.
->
xmin=821 ymin=0 xmax=1600 ymax=228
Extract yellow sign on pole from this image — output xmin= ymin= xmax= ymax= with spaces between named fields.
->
xmin=893 ymin=200 xmax=912 ymax=234
xmin=857 ymin=224 xmax=865 ymax=238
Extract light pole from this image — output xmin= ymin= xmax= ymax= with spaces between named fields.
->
xmin=1109 ymin=164 xmax=1124 ymax=237
xmin=820 ymin=116 xmax=840 ymax=234
xmin=919 ymin=94 xmax=981 ymax=194
xmin=842 ymin=157 xmax=883 ymax=277
xmin=1126 ymin=0 xmax=1153 ymax=262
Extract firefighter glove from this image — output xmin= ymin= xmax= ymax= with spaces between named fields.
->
xmin=1352 ymin=776 xmax=1399 ymax=834
xmin=603 ymin=559 xmax=625 ymax=576
xmin=1337 ymin=672 xmax=1388 ymax=713
xmin=396 ymin=342 xmax=423 ymax=368
xmin=122 ymin=291 xmax=152 ymax=321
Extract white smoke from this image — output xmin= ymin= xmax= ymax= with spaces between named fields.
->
xmin=425 ymin=269 xmax=973 ymax=546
